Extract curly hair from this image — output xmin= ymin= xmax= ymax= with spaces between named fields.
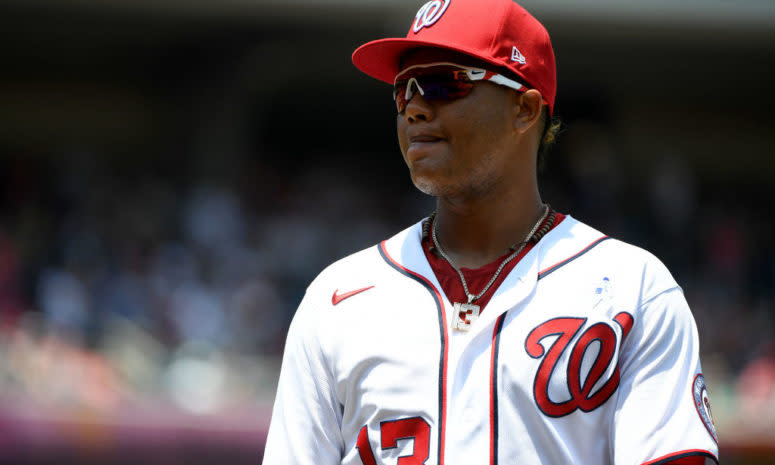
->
xmin=537 ymin=106 xmax=562 ymax=172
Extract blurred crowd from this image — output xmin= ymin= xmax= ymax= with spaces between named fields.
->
xmin=0 ymin=119 xmax=773 ymax=441
xmin=0 ymin=151 xmax=411 ymax=418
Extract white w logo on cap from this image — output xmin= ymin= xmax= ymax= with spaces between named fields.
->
xmin=412 ymin=0 xmax=451 ymax=33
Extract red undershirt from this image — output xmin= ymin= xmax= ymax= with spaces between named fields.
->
xmin=422 ymin=212 xmax=566 ymax=313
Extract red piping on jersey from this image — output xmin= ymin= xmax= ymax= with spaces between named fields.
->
xmin=489 ymin=314 xmax=506 ymax=465
xmin=640 ymin=449 xmax=719 ymax=465
xmin=378 ymin=241 xmax=449 ymax=465
xmin=537 ymin=236 xmax=611 ymax=279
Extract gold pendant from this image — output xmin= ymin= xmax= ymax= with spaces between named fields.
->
xmin=453 ymin=302 xmax=480 ymax=331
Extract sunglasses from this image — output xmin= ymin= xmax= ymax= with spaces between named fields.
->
xmin=393 ymin=62 xmax=526 ymax=114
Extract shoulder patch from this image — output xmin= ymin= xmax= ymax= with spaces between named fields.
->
xmin=693 ymin=374 xmax=718 ymax=444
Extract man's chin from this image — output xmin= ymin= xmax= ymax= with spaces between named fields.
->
xmin=411 ymin=172 xmax=497 ymax=201
xmin=411 ymin=176 xmax=455 ymax=198
xmin=411 ymin=176 xmax=439 ymax=196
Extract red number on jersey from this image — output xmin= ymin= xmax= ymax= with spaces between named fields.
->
xmin=381 ymin=417 xmax=431 ymax=465
xmin=357 ymin=416 xmax=431 ymax=465
xmin=356 ymin=425 xmax=377 ymax=465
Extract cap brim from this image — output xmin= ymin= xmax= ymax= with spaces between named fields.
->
xmin=352 ymin=37 xmax=502 ymax=85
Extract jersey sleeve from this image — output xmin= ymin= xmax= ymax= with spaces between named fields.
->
xmin=262 ymin=290 xmax=344 ymax=465
xmin=612 ymin=286 xmax=719 ymax=465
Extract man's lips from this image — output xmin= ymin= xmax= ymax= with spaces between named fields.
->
xmin=405 ymin=129 xmax=446 ymax=159
xmin=409 ymin=134 xmax=444 ymax=143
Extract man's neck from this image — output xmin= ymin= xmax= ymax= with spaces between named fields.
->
xmin=433 ymin=188 xmax=544 ymax=269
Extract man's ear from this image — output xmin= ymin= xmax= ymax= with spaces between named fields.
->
xmin=512 ymin=89 xmax=543 ymax=135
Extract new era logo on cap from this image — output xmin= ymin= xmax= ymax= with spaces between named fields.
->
xmin=412 ymin=0 xmax=451 ymax=33
xmin=511 ymin=46 xmax=526 ymax=64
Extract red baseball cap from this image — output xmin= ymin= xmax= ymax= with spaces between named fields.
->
xmin=352 ymin=0 xmax=557 ymax=114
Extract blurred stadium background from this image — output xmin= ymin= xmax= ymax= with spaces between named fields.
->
xmin=0 ymin=0 xmax=773 ymax=463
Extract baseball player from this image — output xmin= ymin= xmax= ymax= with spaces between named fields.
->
xmin=262 ymin=1 xmax=719 ymax=464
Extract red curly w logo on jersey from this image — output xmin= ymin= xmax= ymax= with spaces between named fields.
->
xmin=526 ymin=313 xmax=634 ymax=417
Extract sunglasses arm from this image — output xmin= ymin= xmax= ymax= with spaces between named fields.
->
xmin=487 ymin=73 xmax=525 ymax=92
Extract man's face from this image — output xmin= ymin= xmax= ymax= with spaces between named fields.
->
xmin=395 ymin=48 xmax=522 ymax=200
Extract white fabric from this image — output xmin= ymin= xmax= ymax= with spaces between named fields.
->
xmin=262 ymin=216 xmax=719 ymax=465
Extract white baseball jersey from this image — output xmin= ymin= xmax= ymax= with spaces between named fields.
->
xmin=262 ymin=215 xmax=719 ymax=465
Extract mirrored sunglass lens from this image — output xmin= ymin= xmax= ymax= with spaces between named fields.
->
xmin=393 ymin=72 xmax=474 ymax=112
xmin=421 ymin=81 xmax=461 ymax=99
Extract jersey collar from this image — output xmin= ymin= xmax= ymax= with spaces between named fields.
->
xmin=381 ymin=216 xmax=593 ymax=336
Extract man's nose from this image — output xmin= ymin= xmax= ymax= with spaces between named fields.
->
xmin=403 ymin=85 xmax=434 ymax=123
